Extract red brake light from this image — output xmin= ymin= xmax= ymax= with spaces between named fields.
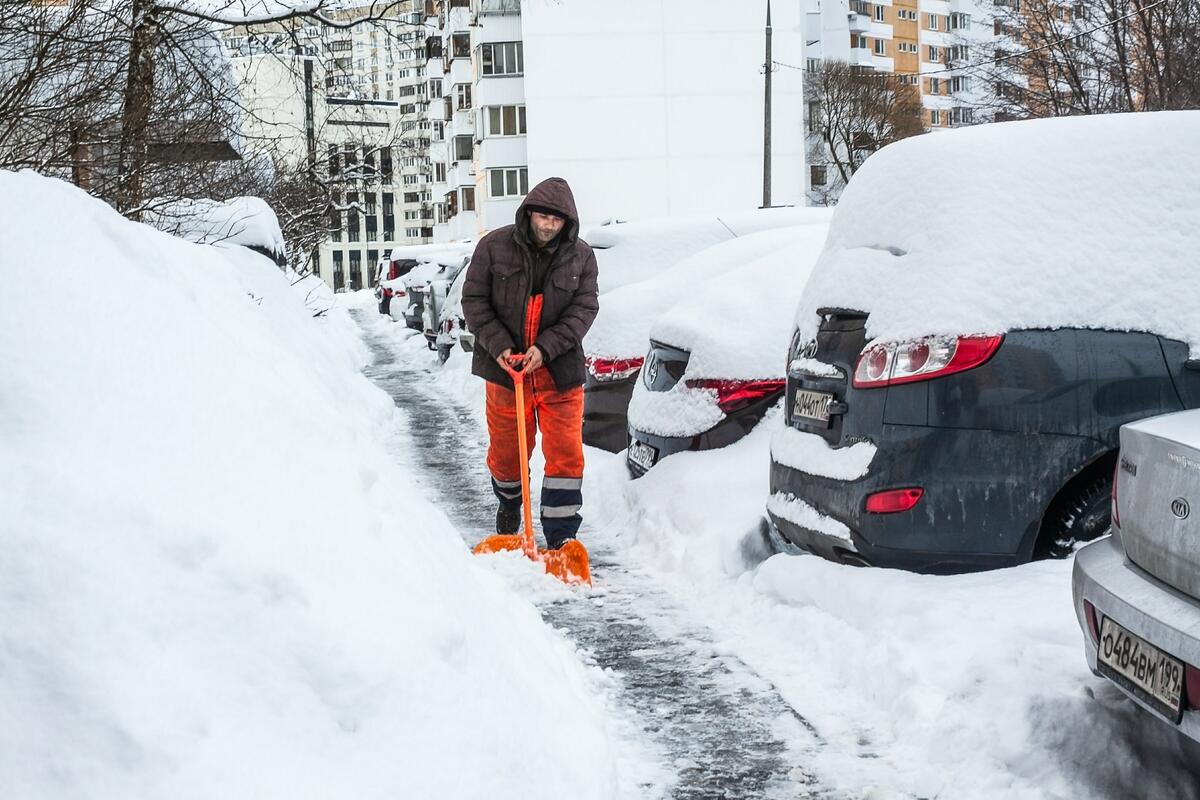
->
xmin=586 ymin=356 xmax=644 ymax=382
xmin=1083 ymin=600 xmax=1100 ymax=645
xmin=853 ymin=334 xmax=1004 ymax=389
xmin=686 ymin=379 xmax=785 ymax=414
xmin=865 ymin=487 xmax=924 ymax=514
xmin=1187 ymin=664 xmax=1200 ymax=711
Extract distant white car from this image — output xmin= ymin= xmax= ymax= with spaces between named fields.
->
xmin=432 ymin=268 xmax=473 ymax=362
xmin=624 ymin=223 xmax=830 ymax=475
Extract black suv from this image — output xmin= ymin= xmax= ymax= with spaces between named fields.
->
xmin=770 ymin=318 xmax=1200 ymax=573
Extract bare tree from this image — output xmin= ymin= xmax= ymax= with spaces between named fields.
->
xmin=805 ymin=61 xmax=926 ymax=205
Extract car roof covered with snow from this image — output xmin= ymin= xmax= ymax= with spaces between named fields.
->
xmin=584 ymin=226 xmax=822 ymax=360
xmin=145 ymin=196 xmax=286 ymax=264
xmin=793 ymin=111 xmax=1200 ymax=352
xmin=584 ymin=206 xmax=832 ymax=294
xmin=648 ymin=223 xmax=831 ymax=381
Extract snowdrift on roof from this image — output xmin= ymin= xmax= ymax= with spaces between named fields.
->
xmin=794 ymin=111 xmax=1200 ymax=352
xmin=0 ymin=171 xmax=619 ymax=799
xmin=585 ymin=206 xmax=832 ymax=294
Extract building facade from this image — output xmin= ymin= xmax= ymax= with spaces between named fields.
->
xmin=225 ymin=2 xmax=435 ymax=291
xmin=802 ymin=0 xmax=993 ymax=202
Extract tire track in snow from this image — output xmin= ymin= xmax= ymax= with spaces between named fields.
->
xmin=356 ymin=312 xmax=826 ymax=799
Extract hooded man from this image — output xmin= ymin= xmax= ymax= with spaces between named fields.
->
xmin=461 ymin=177 xmax=600 ymax=549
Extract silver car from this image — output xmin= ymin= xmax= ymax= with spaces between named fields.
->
xmin=1074 ymin=409 xmax=1200 ymax=742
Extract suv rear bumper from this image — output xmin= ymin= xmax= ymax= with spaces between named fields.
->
xmin=769 ymin=424 xmax=1099 ymax=572
xmin=1074 ymin=534 xmax=1200 ymax=743
xmin=626 ymin=391 xmax=780 ymax=477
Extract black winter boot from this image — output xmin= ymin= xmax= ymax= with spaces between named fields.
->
xmin=496 ymin=504 xmax=521 ymax=535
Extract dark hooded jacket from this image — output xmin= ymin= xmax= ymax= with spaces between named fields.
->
xmin=462 ymin=177 xmax=600 ymax=391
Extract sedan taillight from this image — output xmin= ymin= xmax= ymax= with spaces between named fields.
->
xmin=586 ymin=356 xmax=644 ymax=382
xmin=685 ymin=379 xmax=785 ymax=415
xmin=853 ymin=334 xmax=1004 ymax=389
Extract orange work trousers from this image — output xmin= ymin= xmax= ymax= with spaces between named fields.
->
xmin=486 ymin=295 xmax=585 ymax=547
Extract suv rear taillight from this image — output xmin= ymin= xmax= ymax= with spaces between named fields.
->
xmin=586 ymin=356 xmax=643 ymax=382
xmin=686 ymin=379 xmax=785 ymax=414
xmin=853 ymin=334 xmax=1004 ymax=389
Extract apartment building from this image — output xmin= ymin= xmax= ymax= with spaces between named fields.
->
xmin=803 ymin=0 xmax=991 ymax=201
xmin=224 ymin=2 xmax=434 ymax=291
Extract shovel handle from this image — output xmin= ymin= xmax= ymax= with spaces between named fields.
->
xmin=499 ymin=354 xmax=536 ymax=558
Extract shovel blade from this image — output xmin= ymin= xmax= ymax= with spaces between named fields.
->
xmin=473 ymin=536 xmax=592 ymax=587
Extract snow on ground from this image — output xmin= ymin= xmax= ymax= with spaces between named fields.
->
xmin=0 ymin=172 xmax=645 ymax=800
xmin=795 ymin=112 xmax=1200 ymax=352
xmin=585 ymin=414 xmax=1200 ymax=799
xmin=413 ymin=321 xmax=1200 ymax=798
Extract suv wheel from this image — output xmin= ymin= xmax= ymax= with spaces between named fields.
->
xmin=1038 ymin=476 xmax=1112 ymax=559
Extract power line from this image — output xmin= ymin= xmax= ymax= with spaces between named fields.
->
xmin=773 ymin=0 xmax=1170 ymax=80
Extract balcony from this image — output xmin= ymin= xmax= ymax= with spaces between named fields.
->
xmin=850 ymin=46 xmax=875 ymax=68
xmin=848 ymin=12 xmax=870 ymax=32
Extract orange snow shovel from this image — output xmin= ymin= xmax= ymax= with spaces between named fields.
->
xmin=472 ymin=357 xmax=592 ymax=586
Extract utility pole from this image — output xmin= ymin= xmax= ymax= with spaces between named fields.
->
xmin=762 ymin=0 xmax=773 ymax=208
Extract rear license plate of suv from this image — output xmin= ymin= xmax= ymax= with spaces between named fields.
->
xmin=1097 ymin=615 xmax=1184 ymax=721
xmin=628 ymin=439 xmax=658 ymax=472
xmin=793 ymin=389 xmax=834 ymax=425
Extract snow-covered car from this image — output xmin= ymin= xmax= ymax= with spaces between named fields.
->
xmin=379 ymin=243 xmax=471 ymax=320
xmin=144 ymin=196 xmax=287 ymax=267
xmin=583 ymin=208 xmax=833 ymax=452
xmin=433 ymin=268 xmax=473 ymax=363
xmin=1074 ymin=410 xmax=1200 ymax=745
xmin=420 ymin=257 xmax=469 ymax=354
xmin=624 ymin=224 xmax=830 ymax=476
xmin=770 ymin=111 xmax=1200 ymax=573
xmin=406 ymin=253 xmax=468 ymax=333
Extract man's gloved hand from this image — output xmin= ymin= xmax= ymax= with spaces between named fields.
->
xmin=496 ymin=348 xmax=515 ymax=370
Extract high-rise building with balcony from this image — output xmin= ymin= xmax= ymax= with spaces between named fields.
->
xmin=224 ymin=2 xmax=434 ymax=291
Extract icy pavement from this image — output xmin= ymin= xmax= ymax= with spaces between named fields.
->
xmin=355 ymin=311 xmax=824 ymax=799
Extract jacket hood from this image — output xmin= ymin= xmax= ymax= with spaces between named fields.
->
xmin=516 ymin=177 xmax=580 ymax=246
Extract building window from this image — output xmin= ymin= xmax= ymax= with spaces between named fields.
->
xmin=927 ymin=13 xmax=939 ymax=29
xmin=484 ymin=105 xmax=527 ymax=137
xmin=930 ymin=109 xmax=941 ymax=126
xmin=950 ymin=75 xmax=970 ymax=92
xmin=429 ymin=77 xmax=443 ymax=98
xmin=367 ymin=249 xmax=379 ymax=285
xmin=451 ymin=32 xmax=470 ymax=58
xmin=810 ymin=165 xmax=827 ymax=187
xmin=380 ymin=147 xmax=393 ymax=178
xmin=434 ymin=162 xmax=447 ymax=182
xmin=950 ymin=12 xmax=971 ymax=28
xmin=855 ymin=35 xmax=868 ymax=49
xmin=479 ymin=41 xmax=523 ymax=76
xmin=873 ymin=38 xmax=885 ymax=55
xmin=454 ymin=82 xmax=472 ymax=110
xmin=349 ymin=251 xmax=362 ymax=289
xmin=327 ymin=144 xmax=340 ymax=177
xmin=928 ymin=45 xmax=940 ymax=61
xmin=333 ymin=251 xmax=344 ymax=290
xmin=462 ymin=187 xmax=475 ymax=212
xmin=874 ymin=4 xmax=884 ymax=21
xmin=488 ymin=167 xmax=529 ymax=198
xmin=432 ymin=120 xmax=445 ymax=141
xmin=453 ymin=135 xmax=473 ymax=161
xmin=806 ymin=100 xmax=820 ymax=132
xmin=930 ymin=77 xmax=940 ymax=94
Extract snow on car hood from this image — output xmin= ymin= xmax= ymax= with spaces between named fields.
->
xmin=626 ymin=225 xmax=830 ymax=438
xmin=585 ymin=226 xmax=817 ymax=360
xmin=144 ymin=196 xmax=285 ymax=261
xmin=585 ymin=206 xmax=831 ymax=294
xmin=652 ymin=224 xmax=830 ymax=380
xmin=794 ymin=111 xmax=1200 ymax=352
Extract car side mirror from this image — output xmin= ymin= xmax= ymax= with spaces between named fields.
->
xmin=1186 ymin=359 xmax=1200 ymax=372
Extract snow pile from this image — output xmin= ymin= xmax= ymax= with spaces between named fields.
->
xmin=585 ymin=226 xmax=821 ymax=360
xmin=144 ymin=196 xmax=286 ymax=262
xmin=585 ymin=207 xmax=831 ymax=294
xmin=0 ymin=172 xmax=623 ymax=799
xmin=795 ymin=111 xmax=1200 ymax=352
xmin=587 ymin=417 xmax=1200 ymax=799
xmin=769 ymin=425 xmax=876 ymax=480
xmin=626 ymin=224 xmax=829 ymax=438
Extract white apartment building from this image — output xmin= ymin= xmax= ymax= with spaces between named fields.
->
xmin=224 ymin=3 xmax=434 ymax=291
xmin=802 ymin=0 xmax=992 ymax=202
xmin=424 ymin=0 xmax=806 ymax=242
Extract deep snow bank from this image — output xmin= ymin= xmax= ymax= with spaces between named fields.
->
xmin=587 ymin=417 xmax=1200 ymax=799
xmin=796 ymin=112 xmax=1200 ymax=352
xmin=0 ymin=172 xmax=621 ymax=799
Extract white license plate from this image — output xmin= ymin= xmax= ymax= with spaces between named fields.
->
xmin=792 ymin=389 xmax=834 ymax=424
xmin=1097 ymin=615 xmax=1185 ymax=721
xmin=628 ymin=439 xmax=658 ymax=471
